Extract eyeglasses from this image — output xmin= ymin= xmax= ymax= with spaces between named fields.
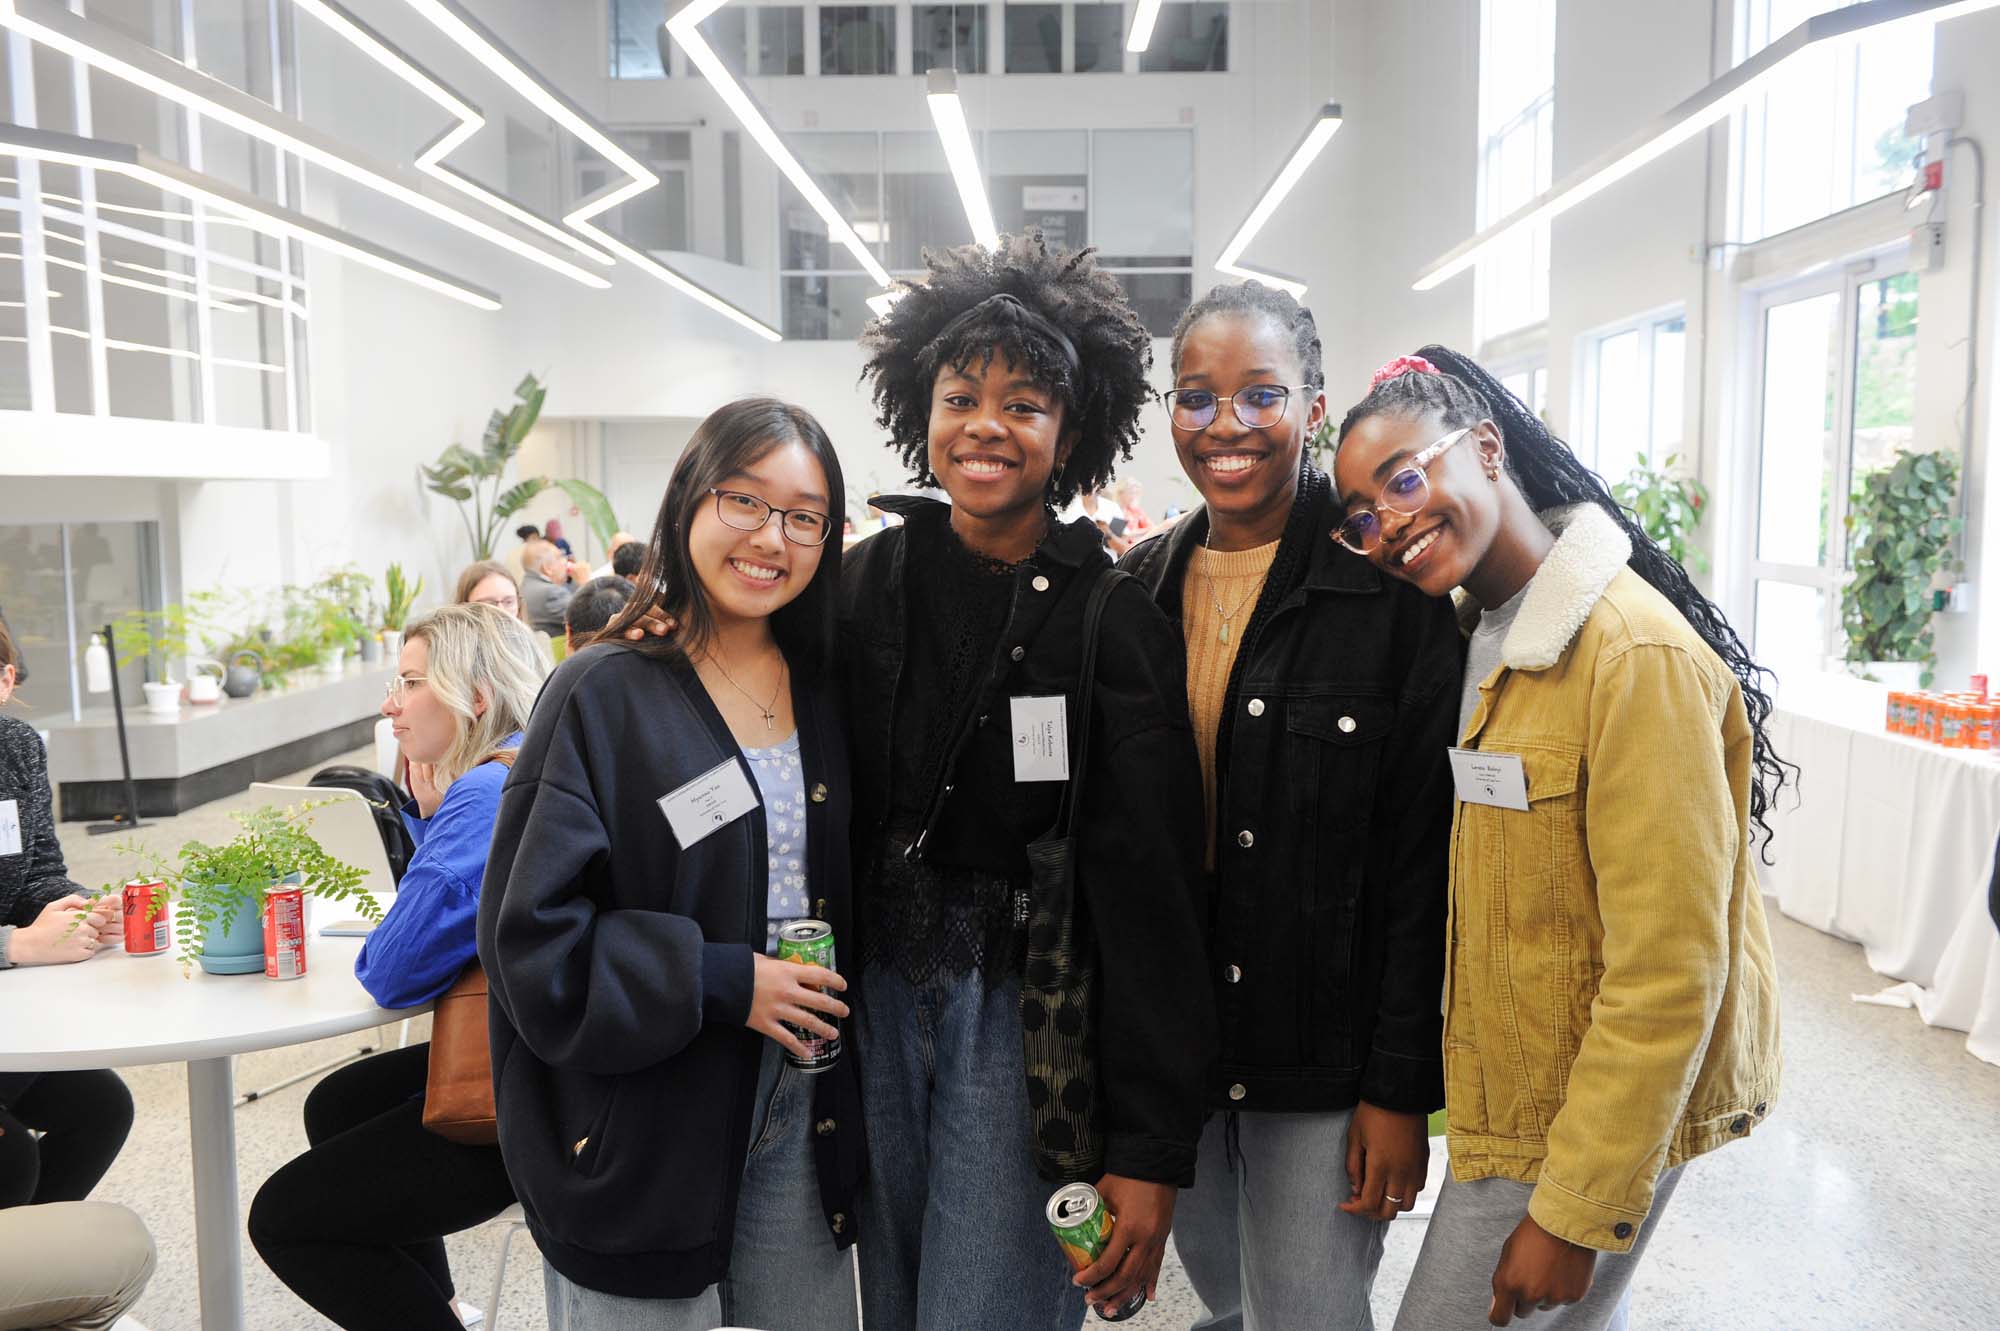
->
xmin=1333 ymin=427 xmax=1474 ymax=555
xmin=384 ymin=674 xmax=428 ymax=703
xmin=472 ymin=593 xmax=519 ymax=613
xmin=1162 ymin=384 xmax=1312 ymax=432
xmin=708 ymin=488 xmax=832 ymax=547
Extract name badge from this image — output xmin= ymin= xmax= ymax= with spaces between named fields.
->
xmin=1010 ymin=695 xmax=1070 ymax=783
xmin=0 ymin=799 xmax=19 ymax=856
xmin=657 ymin=759 xmax=760 ymax=849
xmin=1447 ymin=747 xmax=1530 ymax=811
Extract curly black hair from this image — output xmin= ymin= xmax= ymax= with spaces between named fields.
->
xmin=859 ymin=230 xmax=1153 ymax=505
xmin=1337 ymin=346 xmax=1795 ymax=856
xmin=1169 ymin=279 xmax=1324 ymax=390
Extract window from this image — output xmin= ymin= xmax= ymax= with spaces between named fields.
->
xmin=609 ymin=0 xmax=668 ymax=78
xmin=1005 ymin=4 xmax=1063 ymax=73
xmin=780 ymin=133 xmax=881 ymax=338
xmin=1074 ymin=5 xmax=1126 ymax=73
xmin=1497 ymin=364 xmax=1549 ymax=419
xmin=698 ymin=6 xmax=749 ymax=77
xmin=1476 ymin=0 xmax=1555 ymax=340
xmin=989 ymin=130 xmax=1089 ymax=252
xmin=1094 ymin=129 xmax=1195 ymax=335
xmin=1743 ymin=261 xmax=1919 ymax=679
xmin=1581 ymin=311 xmax=1686 ymax=488
xmin=915 ymin=5 xmax=987 ymax=75
xmin=884 ymin=131 xmax=976 ymax=269
xmin=1733 ymin=0 xmax=1933 ymax=241
xmin=755 ymin=6 xmax=806 ymax=75
xmin=724 ymin=132 xmax=744 ymax=264
xmin=578 ymin=132 xmax=694 ymax=253
xmin=1139 ymin=3 xmax=1229 ymax=72
xmin=0 ymin=520 xmax=161 ymax=720
xmin=820 ymin=6 xmax=896 ymax=75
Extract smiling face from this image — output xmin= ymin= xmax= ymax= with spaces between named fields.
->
xmin=1332 ymin=408 xmax=1507 ymax=597
xmin=926 ymin=350 xmax=1072 ymax=526
xmin=1170 ymin=313 xmax=1323 ymax=539
xmin=687 ymin=440 xmax=830 ymax=630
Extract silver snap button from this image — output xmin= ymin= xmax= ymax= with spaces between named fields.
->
xmin=1032 ymin=575 xmax=1050 ymax=592
xmin=1224 ymin=964 xmax=1242 ymax=983
xmin=1237 ymin=830 xmax=1254 ymax=849
xmin=1010 ymin=646 xmax=1026 ymax=662
xmin=810 ymin=782 xmax=828 ymax=803
xmin=1337 ymin=715 xmax=1357 ymax=734
xmin=1247 ymin=699 xmax=1265 ymax=717
xmin=816 ymin=1118 xmax=836 ymax=1136
xmin=1228 ymin=1083 xmax=1246 ymax=1101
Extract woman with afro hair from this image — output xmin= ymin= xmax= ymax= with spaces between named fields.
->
xmin=845 ymin=231 xmax=1215 ymax=1328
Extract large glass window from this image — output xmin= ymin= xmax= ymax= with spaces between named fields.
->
xmin=578 ymin=132 xmax=694 ymax=253
xmin=1138 ymin=3 xmax=1229 ymax=72
xmin=1734 ymin=0 xmax=1934 ymax=241
xmin=915 ymin=5 xmax=987 ymax=75
xmin=1094 ymin=129 xmax=1195 ymax=335
xmin=1476 ymin=0 xmax=1554 ymax=340
xmin=0 ymin=520 xmax=159 ymax=722
xmin=609 ymin=0 xmax=668 ymax=78
xmin=1005 ymin=5 xmax=1063 ymax=73
xmin=779 ymin=133 xmax=880 ymax=338
xmin=755 ymin=6 xmax=807 ymax=75
xmin=884 ymin=131 xmax=974 ymax=269
xmin=1074 ymin=4 xmax=1126 ymax=73
xmin=1582 ymin=310 xmax=1686 ymax=487
xmin=821 ymin=6 xmax=896 ymax=75
xmin=698 ymin=5 xmax=749 ymax=77
xmin=989 ymin=130 xmax=1088 ymax=253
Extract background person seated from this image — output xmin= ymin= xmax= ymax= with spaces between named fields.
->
xmin=0 ymin=1200 xmax=154 ymax=1331
xmin=610 ymin=539 xmax=645 ymax=583
xmin=249 ymin=603 xmax=547 ymax=1331
xmin=589 ymin=530 xmax=638 ymax=580
xmin=453 ymin=560 xmax=522 ymax=621
xmin=518 ymin=539 xmax=589 ymax=635
xmin=562 ymin=575 xmax=633 ymax=653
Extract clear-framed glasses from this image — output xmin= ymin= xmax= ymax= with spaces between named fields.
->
xmin=708 ymin=488 xmax=832 ymax=547
xmin=1163 ymin=384 xmax=1311 ymax=431
xmin=384 ymin=674 xmax=428 ymax=703
xmin=1333 ymin=427 xmax=1474 ymax=555
xmin=472 ymin=592 xmax=519 ymax=614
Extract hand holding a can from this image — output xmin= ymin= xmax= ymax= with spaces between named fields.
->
xmin=1071 ymin=1174 xmax=1175 ymax=1319
xmin=8 ymin=894 xmax=117 ymax=966
xmin=746 ymin=951 xmax=849 ymax=1063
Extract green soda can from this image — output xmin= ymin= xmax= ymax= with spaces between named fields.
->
xmin=775 ymin=920 xmax=842 ymax=1073
xmin=1046 ymin=1183 xmax=1147 ymax=1322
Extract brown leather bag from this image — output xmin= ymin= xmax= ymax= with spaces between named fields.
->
xmin=422 ymin=961 xmax=497 ymax=1145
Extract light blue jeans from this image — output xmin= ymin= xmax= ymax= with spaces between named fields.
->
xmin=542 ymin=1042 xmax=858 ymax=1331
xmin=1174 ymin=1108 xmax=1388 ymax=1331
xmin=855 ymin=965 xmax=1085 ymax=1331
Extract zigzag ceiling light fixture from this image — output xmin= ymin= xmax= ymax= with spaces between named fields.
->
xmin=1213 ymin=101 xmax=1342 ymax=300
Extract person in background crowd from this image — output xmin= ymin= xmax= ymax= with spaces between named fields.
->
xmin=454 ymin=560 xmax=523 ymax=621
xmin=1119 ymin=281 xmax=1460 ymax=1331
xmin=0 ymin=1200 xmax=155 ymax=1331
xmin=0 ymin=620 xmax=138 ymax=1223
xmin=249 ymin=603 xmax=547 ymax=1331
xmin=543 ymin=518 xmax=574 ymax=558
xmin=563 ymin=576 xmax=634 ymax=652
xmin=482 ymin=398 xmax=862 ymax=1331
xmin=1332 ymin=348 xmax=1783 ymax=1331
xmin=590 ymin=531 xmax=639 ymax=581
xmin=504 ymin=523 xmax=541 ymax=583
xmin=520 ymin=540 xmax=590 ymax=636
xmin=1110 ymin=478 xmax=1154 ymax=536
xmin=610 ymin=541 xmax=645 ymax=583
xmin=1057 ymin=488 xmax=1131 ymax=557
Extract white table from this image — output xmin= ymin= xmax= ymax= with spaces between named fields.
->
xmin=0 ymin=914 xmax=425 ymax=1330
xmin=1762 ymin=673 xmax=2000 ymax=1065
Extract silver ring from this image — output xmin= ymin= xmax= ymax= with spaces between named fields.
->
xmin=1386 ymin=1194 xmax=1405 ymax=1204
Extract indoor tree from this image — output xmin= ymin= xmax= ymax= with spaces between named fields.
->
xmin=421 ymin=373 xmax=618 ymax=560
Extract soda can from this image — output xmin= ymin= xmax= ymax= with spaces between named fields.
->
xmin=121 ymin=879 xmax=169 ymax=955
xmin=775 ymin=920 xmax=841 ymax=1073
xmin=1047 ymin=1183 xmax=1148 ymax=1322
xmin=1973 ymin=674 xmax=1989 ymax=701
xmin=263 ymin=887 xmax=307 ymax=980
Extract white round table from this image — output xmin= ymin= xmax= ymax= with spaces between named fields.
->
xmin=0 ymin=916 xmax=426 ymax=1331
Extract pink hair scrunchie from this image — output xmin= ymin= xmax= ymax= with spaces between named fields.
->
xmin=1369 ymin=354 xmax=1441 ymax=387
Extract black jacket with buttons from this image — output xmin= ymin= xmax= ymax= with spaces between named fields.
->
xmin=842 ymin=496 xmax=1217 ymax=1185
xmin=1119 ymin=464 xmax=1462 ymax=1116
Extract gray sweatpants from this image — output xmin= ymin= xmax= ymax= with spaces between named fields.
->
xmin=1391 ymin=1165 xmax=1682 ymax=1331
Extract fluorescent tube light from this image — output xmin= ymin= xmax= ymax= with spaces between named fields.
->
xmin=926 ymin=69 xmax=999 ymax=251
xmin=1413 ymin=0 xmax=2000 ymax=291
xmin=1127 ymin=0 xmax=1163 ymax=53
xmin=1214 ymin=102 xmax=1342 ymax=299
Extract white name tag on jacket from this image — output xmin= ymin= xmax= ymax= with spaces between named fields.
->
xmin=0 ymin=799 xmax=19 ymax=856
xmin=1447 ymin=748 xmax=1530 ymax=811
xmin=1010 ymin=695 xmax=1070 ymax=782
xmin=657 ymin=759 xmax=760 ymax=848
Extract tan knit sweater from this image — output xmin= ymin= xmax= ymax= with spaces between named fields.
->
xmin=1181 ymin=538 xmax=1280 ymax=863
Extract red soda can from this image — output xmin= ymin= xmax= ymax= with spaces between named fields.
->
xmin=121 ymin=879 xmax=169 ymax=955
xmin=263 ymin=887 xmax=307 ymax=980
xmin=1973 ymin=674 xmax=1990 ymax=701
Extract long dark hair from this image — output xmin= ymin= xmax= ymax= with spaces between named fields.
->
xmin=1337 ymin=345 xmax=1794 ymax=852
xmin=603 ymin=398 xmax=845 ymax=677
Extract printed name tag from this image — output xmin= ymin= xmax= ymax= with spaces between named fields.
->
xmin=1010 ymin=695 xmax=1070 ymax=783
xmin=657 ymin=759 xmax=760 ymax=849
xmin=0 ymin=799 xmax=19 ymax=856
xmin=1447 ymin=748 xmax=1530 ymax=811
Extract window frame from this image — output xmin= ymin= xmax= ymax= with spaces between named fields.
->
xmin=1576 ymin=304 xmax=1687 ymax=487
xmin=1474 ymin=0 xmax=1554 ymax=345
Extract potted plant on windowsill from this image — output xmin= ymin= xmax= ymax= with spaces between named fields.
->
xmin=380 ymin=563 xmax=423 ymax=660
xmin=1612 ymin=451 xmax=1710 ymax=574
xmin=112 ymin=802 xmax=384 ymax=974
xmin=1842 ymin=448 xmax=1962 ymax=689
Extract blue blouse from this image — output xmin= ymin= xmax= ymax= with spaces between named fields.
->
xmin=354 ymin=737 xmax=520 ymax=1009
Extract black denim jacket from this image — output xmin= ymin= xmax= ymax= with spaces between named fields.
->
xmin=1120 ymin=464 xmax=1462 ymax=1115
xmin=841 ymin=496 xmax=1217 ymax=1184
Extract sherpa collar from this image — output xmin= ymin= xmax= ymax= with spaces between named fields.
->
xmin=1455 ymin=503 xmax=1633 ymax=672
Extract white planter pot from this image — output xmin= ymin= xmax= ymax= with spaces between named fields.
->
xmin=380 ymin=630 xmax=403 ymax=660
xmin=320 ymin=648 xmax=346 ymax=676
xmin=187 ymin=674 xmax=221 ymax=704
xmin=1853 ymin=660 xmax=1925 ymax=690
xmin=141 ymin=681 xmax=182 ymax=714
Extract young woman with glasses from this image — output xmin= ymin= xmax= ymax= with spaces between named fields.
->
xmin=1116 ymin=281 xmax=1463 ymax=1329
xmin=479 ymin=398 xmax=863 ymax=1331
xmin=1331 ymin=350 xmax=1783 ymax=1330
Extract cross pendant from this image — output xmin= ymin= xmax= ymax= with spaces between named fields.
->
xmin=762 ymin=710 xmax=776 ymax=731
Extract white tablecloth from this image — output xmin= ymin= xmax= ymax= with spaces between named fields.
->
xmin=1762 ymin=674 xmax=2000 ymax=1065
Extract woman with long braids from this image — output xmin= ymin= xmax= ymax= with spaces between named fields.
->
xmin=1331 ymin=348 xmax=1784 ymax=1330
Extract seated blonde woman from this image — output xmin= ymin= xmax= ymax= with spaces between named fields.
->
xmin=250 ymin=603 xmax=547 ymax=1331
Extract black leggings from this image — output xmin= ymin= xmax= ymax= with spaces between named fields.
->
xmin=0 ymin=1068 xmax=134 ymax=1207
xmin=247 ymin=1042 xmax=516 ymax=1331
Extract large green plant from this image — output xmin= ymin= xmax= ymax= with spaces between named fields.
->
xmin=1611 ymin=452 xmax=1710 ymax=574
xmin=1842 ymin=449 xmax=1962 ymax=684
xmin=421 ymin=374 xmax=617 ymax=560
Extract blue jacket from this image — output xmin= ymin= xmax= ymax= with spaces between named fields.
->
xmin=355 ymin=738 xmax=519 ymax=1008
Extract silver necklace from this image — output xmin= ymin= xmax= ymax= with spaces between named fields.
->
xmin=1201 ymin=531 xmax=1267 ymax=644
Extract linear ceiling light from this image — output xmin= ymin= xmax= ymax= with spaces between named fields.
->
xmin=925 ymin=69 xmax=998 ymax=251
xmin=0 ymin=0 xmax=605 ymax=290
xmin=668 ymin=0 xmax=892 ymax=288
xmin=1127 ymin=0 xmax=1164 ymax=52
xmin=0 ymin=125 xmax=501 ymax=309
xmin=1414 ymin=0 xmax=1999 ymax=291
xmin=1214 ymin=101 xmax=1342 ymax=299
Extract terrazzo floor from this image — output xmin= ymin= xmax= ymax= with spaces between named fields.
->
xmin=45 ymin=749 xmax=2000 ymax=1330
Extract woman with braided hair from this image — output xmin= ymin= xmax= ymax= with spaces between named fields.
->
xmin=1331 ymin=349 xmax=1784 ymax=1329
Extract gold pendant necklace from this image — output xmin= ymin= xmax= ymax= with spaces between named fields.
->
xmin=710 ymin=652 xmax=786 ymax=731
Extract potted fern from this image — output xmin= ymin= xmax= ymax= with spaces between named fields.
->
xmin=381 ymin=563 xmax=423 ymax=659
xmin=1842 ymin=449 xmax=1962 ymax=688
xmin=113 ymin=802 xmax=384 ymax=974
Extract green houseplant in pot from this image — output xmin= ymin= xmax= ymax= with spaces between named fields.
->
xmin=1611 ymin=452 xmax=1710 ymax=574
xmin=111 ymin=602 xmax=215 ymax=715
xmin=1842 ymin=448 xmax=1962 ymax=688
xmin=380 ymin=563 xmax=423 ymax=660
xmin=115 ymin=802 xmax=382 ymax=974
xmin=421 ymin=373 xmax=619 ymax=559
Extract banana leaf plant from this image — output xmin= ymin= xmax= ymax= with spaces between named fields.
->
xmin=421 ymin=374 xmax=618 ymax=560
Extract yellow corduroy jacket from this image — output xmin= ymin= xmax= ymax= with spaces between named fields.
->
xmin=1444 ymin=503 xmax=1782 ymax=1254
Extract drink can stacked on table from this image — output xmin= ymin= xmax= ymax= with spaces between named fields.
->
xmin=121 ymin=879 xmax=169 ymax=955
xmin=1886 ymin=688 xmax=2000 ymax=749
xmin=264 ymin=888 xmax=307 ymax=980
